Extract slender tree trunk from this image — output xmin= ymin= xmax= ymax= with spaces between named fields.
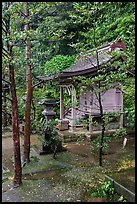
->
xmin=98 ymin=89 xmax=105 ymax=167
xmin=93 ymin=5 xmax=105 ymax=166
xmin=94 ymin=25 xmax=105 ymax=166
xmin=4 ymin=3 xmax=22 ymax=185
xmin=23 ymin=2 xmax=33 ymax=163
xmin=96 ymin=55 xmax=105 ymax=166
xmin=9 ymin=62 xmax=22 ymax=187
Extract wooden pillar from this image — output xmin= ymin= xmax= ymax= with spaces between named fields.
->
xmin=60 ymin=86 xmax=64 ymax=120
xmin=120 ymin=112 xmax=123 ymax=128
xmin=120 ymin=90 xmax=123 ymax=128
xmin=89 ymin=115 xmax=93 ymax=133
xmin=71 ymin=84 xmax=76 ymax=129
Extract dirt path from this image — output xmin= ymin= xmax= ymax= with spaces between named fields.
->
xmin=2 ymin=131 xmax=135 ymax=202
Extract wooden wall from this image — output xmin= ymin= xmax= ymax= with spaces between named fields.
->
xmin=79 ymin=87 xmax=123 ymax=115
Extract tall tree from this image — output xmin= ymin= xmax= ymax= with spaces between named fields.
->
xmin=2 ymin=2 xmax=22 ymax=187
xmin=23 ymin=2 xmax=33 ymax=163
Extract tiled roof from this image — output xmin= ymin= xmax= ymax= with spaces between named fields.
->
xmin=38 ymin=38 xmax=126 ymax=82
xmin=60 ymin=38 xmax=126 ymax=77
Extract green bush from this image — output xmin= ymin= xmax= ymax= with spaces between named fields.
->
xmin=87 ymin=180 xmax=127 ymax=202
xmin=87 ymin=180 xmax=114 ymax=201
xmin=44 ymin=54 xmax=76 ymax=76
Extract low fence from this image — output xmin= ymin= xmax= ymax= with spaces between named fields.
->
xmin=105 ymin=175 xmax=135 ymax=202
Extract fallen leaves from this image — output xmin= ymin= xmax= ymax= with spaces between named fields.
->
xmin=117 ymin=160 xmax=135 ymax=172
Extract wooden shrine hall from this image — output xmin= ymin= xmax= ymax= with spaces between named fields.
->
xmin=39 ymin=38 xmax=127 ymax=131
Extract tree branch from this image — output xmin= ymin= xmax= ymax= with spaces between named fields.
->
xmin=2 ymin=51 xmax=10 ymax=59
xmin=17 ymin=10 xmax=27 ymax=18
xmin=2 ymin=47 xmax=10 ymax=55
xmin=2 ymin=20 xmax=7 ymax=30
xmin=2 ymin=78 xmax=11 ymax=85
xmin=30 ymin=65 xmax=35 ymax=70
xmin=2 ymin=94 xmax=12 ymax=102
xmin=2 ymin=26 xmax=8 ymax=34
xmin=33 ymin=81 xmax=44 ymax=89
xmin=13 ymin=38 xmax=26 ymax=47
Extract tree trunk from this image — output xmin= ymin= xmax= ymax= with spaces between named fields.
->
xmin=4 ymin=2 xmax=22 ymax=187
xmin=9 ymin=62 xmax=22 ymax=187
xmin=95 ymin=29 xmax=105 ymax=166
xmin=99 ymin=116 xmax=105 ymax=166
xmin=92 ymin=5 xmax=105 ymax=166
xmin=98 ymin=88 xmax=105 ymax=167
xmin=23 ymin=2 xmax=33 ymax=163
xmin=95 ymin=24 xmax=105 ymax=166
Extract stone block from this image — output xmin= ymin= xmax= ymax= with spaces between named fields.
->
xmin=56 ymin=119 xmax=69 ymax=131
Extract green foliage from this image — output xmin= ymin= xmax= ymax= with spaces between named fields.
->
xmin=124 ymin=106 xmax=135 ymax=129
xmin=30 ymin=156 xmax=39 ymax=162
xmin=101 ymin=181 xmax=115 ymax=198
xmin=30 ymin=2 xmax=77 ymax=72
xmin=123 ymin=78 xmax=135 ymax=129
xmin=112 ymin=128 xmax=127 ymax=138
xmin=91 ymin=127 xmax=127 ymax=155
xmin=18 ymin=98 xmax=25 ymax=121
xmin=2 ymin=3 xmax=26 ymax=65
xmin=87 ymin=180 xmax=115 ymax=201
xmin=31 ymin=86 xmax=51 ymax=133
xmin=91 ymin=134 xmax=114 ymax=154
xmin=103 ymin=112 xmax=120 ymax=124
xmin=118 ymin=195 xmax=127 ymax=202
xmin=41 ymin=119 xmax=62 ymax=148
xmin=44 ymin=54 xmax=76 ymax=76
xmin=67 ymin=2 xmax=135 ymax=52
xmin=87 ymin=180 xmax=127 ymax=201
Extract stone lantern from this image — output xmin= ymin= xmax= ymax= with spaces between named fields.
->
xmin=40 ymin=91 xmax=57 ymax=123
xmin=39 ymin=91 xmax=60 ymax=155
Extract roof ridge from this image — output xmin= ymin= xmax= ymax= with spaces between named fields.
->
xmin=86 ymin=38 xmax=123 ymax=54
xmin=86 ymin=42 xmax=112 ymax=54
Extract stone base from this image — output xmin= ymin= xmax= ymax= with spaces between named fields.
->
xmin=56 ymin=119 xmax=69 ymax=131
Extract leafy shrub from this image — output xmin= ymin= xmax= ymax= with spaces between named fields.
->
xmin=90 ymin=134 xmax=114 ymax=154
xmin=87 ymin=180 xmax=127 ymax=202
xmin=44 ymin=54 xmax=76 ymax=76
xmin=123 ymin=78 xmax=135 ymax=129
xmin=87 ymin=180 xmax=115 ymax=201
xmin=41 ymin=119 xmax=62 ymax=159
